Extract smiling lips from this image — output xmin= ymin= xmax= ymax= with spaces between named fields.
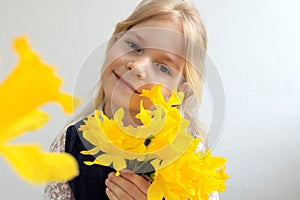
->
xmin=113 ymin=71 xmax=141 ymax=94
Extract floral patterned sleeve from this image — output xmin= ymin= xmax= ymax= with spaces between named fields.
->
xmin=43 ymin=131 xmax=75 ymax=200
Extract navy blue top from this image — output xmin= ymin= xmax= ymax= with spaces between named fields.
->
xmin=65 ymin=124 xmax=115 ymax=200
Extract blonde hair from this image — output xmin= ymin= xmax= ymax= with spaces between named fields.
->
xmin=77 ymin=0 xmax=207 ymax=139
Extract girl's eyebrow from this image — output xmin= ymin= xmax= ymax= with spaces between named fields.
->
xmin=162 ymin=54 xmax=181 ymax=71
xmin=126 ymin=31 xmax=146 ymax=43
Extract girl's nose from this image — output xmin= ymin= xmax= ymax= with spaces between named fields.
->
xmin=126 ymin=58 xmax=151 ymax=79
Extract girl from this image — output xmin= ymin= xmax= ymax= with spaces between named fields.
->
xmin=44 ymin=0 xmax=217 ymax=199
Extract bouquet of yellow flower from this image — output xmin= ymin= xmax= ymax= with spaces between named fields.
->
xmin=79 ymin=85 xmax=229 ymax=200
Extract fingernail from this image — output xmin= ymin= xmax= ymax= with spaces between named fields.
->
xmin=108 ymin=172 xmax=115 ymax=178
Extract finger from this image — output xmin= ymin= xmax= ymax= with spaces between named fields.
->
xmin=105 ymin=187 xmax=118 ymax=200
xmin=120 ymin=170 xmax=150 ymax=194
xmin=108 ymin=172 xmax=147 ymax=199
xmin=105 ymin=177 xmax=134 ymax=200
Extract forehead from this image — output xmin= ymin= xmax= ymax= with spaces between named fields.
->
xmin=125 ymin=19 xmax=186 ymax=59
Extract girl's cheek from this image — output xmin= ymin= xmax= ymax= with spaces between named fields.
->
xmin=103 ymin=47 xmax=127 ymax=70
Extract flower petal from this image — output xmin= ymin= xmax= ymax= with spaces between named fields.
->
xmin=147 ymin=178 xmax=164 ymax=200
xmin=113 ymin=158 xmax=127 ymax=172
xmin=135 ymin=100 xmax=151 ymax=125
xmin=0 ymin=110 xmax=48 ymax=143
xmin=80 ymin=146 xmax=100 ymax=155
xmin=0 ymin=144 xmax=79 ymax=184
xmin=89 ymin=154 xmax=114 ymax=167
xmin=0 ymin=36 xmax=79 ymax=142
xmin=167 ymin=88 xmax=184 ymax=106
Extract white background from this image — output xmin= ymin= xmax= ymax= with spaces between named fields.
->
xmin=0 ymin=0 xmax=299 ymax=199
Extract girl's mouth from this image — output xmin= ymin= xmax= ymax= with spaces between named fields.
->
xmin=113 ymin=71 xmax=141 ymax=94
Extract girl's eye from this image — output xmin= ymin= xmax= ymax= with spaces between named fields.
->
xmin=156 ymin=63 xmax=171 ymax=75
xmin=127 ymin=41 xmax=142 ymax=52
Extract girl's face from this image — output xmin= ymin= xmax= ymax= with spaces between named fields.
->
xmin=101 ymin=19 xmax=186 ymax=115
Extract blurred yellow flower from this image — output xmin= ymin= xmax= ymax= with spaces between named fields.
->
xmin=0 ymin=37 xmax=79 ymax=184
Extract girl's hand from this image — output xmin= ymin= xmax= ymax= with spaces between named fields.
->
xmin=105 ymin=170 xmax=150 ymax=200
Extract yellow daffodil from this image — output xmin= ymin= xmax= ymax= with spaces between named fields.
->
xmin=0 ymin=37 xmax=79 ymax=184
xmin=136 ymin=85 xmax=194 ymax=168
xmin=81 ymin=84 xmax=229 ymax=197
xmin=80 ymin=85 xmax=194 ymax=173
xmin=80 ymin=110 xmax=146 ymax=174
xmin=148 ymin=139 xmax=229 ymax=200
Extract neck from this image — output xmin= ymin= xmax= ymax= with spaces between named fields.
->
xmin=104 ymin=100 xmax=142 ymax=127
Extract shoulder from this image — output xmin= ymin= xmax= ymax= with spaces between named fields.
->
xmin=44 ymin=125 xmax=81 ymax=200
xmin=49 ymin=130 xmax=67 ymax=152
xmin=49 ymin=121 xmax=84 ymax=153
xmin=64 ymin=120 xmax=91 ymax=154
